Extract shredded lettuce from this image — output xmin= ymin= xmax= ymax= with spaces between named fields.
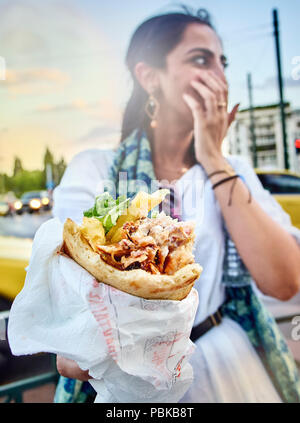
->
xmin=83 ymin=192 xmax=130 ymax=233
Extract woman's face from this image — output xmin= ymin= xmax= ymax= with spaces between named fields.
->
xmin=156 ymin=23 xmax=228 ymax=125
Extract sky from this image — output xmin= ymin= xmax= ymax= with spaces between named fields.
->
xmin=1 ymin=0 xmax=300 ymax=175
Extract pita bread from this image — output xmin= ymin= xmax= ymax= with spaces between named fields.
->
xmin=63 ymin=218 xmax=202 ymax=301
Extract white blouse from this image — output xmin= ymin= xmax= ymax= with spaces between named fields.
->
xmin=53 ymin=148 xmax=300 ymax=403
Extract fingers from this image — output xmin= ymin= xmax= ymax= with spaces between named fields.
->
xmin=182 ymin=92 xmax=206 ymax=128
xmin=182 ymin=92 xmax=203 ymax=113
xmin=190 ymin=79 xmax=217 ymax=117
xmin=196 ymin=71 xmax=228 ymax=107
xmin=56 ymin=355 xmax=91 ymax=381
xmin=187 ymin=79 xmax=227 ymax=124
xmin=206 ymin=71 xmax=228 ymax=100
xmin=228 ymin=103 xmax=240 ymax=128
xmin=183 ymin=72 xmax=237 ymax=134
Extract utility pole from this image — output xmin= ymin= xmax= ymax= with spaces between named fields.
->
xmin=247 ymin=73 xmax=258 ymax=168
xmin=273 ymin=8 xmax=289 ymax=169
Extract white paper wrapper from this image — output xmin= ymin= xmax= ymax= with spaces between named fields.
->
xmin=8 ymin=218 xmax=199 ymax=403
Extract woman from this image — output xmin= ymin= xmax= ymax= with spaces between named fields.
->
xmin=53 ymin=6 xmax=300 ymax=403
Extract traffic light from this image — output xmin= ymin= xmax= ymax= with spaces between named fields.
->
xmin=295 ymin=139 xmax=300 ymax=155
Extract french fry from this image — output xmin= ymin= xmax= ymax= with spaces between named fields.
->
xmin=129 ymin=189 xmax=170 ymax=217
xmin=105 ymin=189 xmax=169 ymax=243
xmin=105 ymin=212 xmax=136 ymax=243
xmin=79 ymin=217 xmax=106 ymax=250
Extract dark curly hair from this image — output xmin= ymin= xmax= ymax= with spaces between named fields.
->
xmin=120 ymin=4 xmax=217 ymax=143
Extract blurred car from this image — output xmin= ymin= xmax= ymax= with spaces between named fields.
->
xmin=0 ymin=201 xmax=13 ymax=217
xmin=255 ymin=169 xmax=300 ymax=229
xmin=0 ymin=236 xmax=32 ymax=301
xmin=14 ymin=190 xmax=52 ymax=215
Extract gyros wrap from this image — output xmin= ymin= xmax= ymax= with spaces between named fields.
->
xmin=63 ymin=189 xmax=202 ymax=300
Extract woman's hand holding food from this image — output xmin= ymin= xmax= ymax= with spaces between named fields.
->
xmin=56 ymin=356 xmax=91 ymax=381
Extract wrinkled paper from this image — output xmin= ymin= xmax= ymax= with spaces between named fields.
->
xmin=8 ymin=218 xmax=199 ymax=403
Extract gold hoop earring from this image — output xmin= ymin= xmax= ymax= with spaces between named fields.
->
xmin=145 ymin=94 xmax=160 ymax=128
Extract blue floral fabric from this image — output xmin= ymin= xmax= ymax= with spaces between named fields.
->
xmin=54 ymin=376 xmax=96 ymax=403
xmin=54 ymin=128 xmax=300 ymax=403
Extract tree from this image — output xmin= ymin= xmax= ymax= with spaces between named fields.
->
xmin=11 ymin=170 xmax=44 ymax=197
xmin=43 ymin=147 xmax=54 ymax=169
xmin=13 ymin=157 xmax=23 ymax=177
xmin=43 ymin=147 xmax=55 ymax=189
xmin=54 ymin=157 xmax=67 ymax=185
xmin=0 ymin=147 xmax=67 ymax=196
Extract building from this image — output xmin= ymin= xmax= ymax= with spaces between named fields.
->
xmin=227 ymin=103 xmax=300 ymax=172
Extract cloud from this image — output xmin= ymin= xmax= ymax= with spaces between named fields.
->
xmin=5 ymin=67 xmax=69 ymax=85
xmin=0 ymin=0 xmax=110 ymax=67
xmin=77 ymin=125 xmax=120 ymax=144
xmin=36 ymin=98 xmax=89 ymax=113
xmin=254 ymin=76 xmax=300 ymax=90
xmin=35 ymin=98 xmax=123 ymax=125
xmin=1 ymin=67 xmax=70 ymax=95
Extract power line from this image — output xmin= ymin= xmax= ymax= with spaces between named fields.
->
xmin=222 ymin=26 xmax=272 ymax=42
xmin=249 ymin=36 xmax=272 ymax=74
xmin=225 ymin=31 xmax=272 ymax=47
xmin=222 ymin=22 xmax=271 ymax=36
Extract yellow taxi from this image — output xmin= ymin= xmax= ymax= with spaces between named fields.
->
xmin=0 ymin=236 xmax=32 ymax=302
xmin=255 ymin=169 xmax=300 ymax=229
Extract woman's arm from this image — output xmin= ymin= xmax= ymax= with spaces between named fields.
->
xmin=204 ymin=157 xmax=300 ymax=301
xmin=183 ymin=71 xmax=300 ymax=301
